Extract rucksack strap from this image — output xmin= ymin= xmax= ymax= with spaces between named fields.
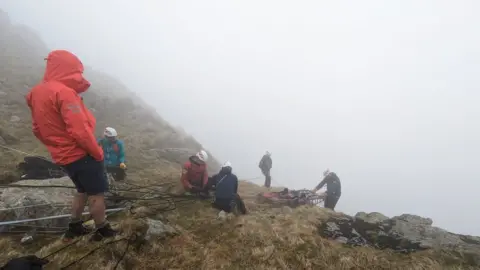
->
xmin=99 ymin=139 xmax=119 ymax=153
xmin=217 ymin=175 xmax=228 ymax=186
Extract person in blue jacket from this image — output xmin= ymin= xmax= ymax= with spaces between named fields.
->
xmin=211 ymin=161 xmax=246 ymax=215
xmin=98 ymin=127 xmax=126 ymax=181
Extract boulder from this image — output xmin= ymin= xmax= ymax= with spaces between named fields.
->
xmin=144 ymin=218 xmax=177 ymax=240
xmin=355 ymin=211 xmax=389 ymax=224
xmin=383 ymin=217 xmax=462 ymax=250
xmin=354 ymin=211 xmax=389 ymax=234
xmin=0 ymin=177 xmax=75 ymax=232
xmin=0 ymin=177 xmax=122 ymax=233
xmin=392 ymin=214 xmax=433 ymax=226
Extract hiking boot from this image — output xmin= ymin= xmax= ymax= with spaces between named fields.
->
xmin=91 ymin=223 xmax=117 ymax=242
xmin=63 ymin=221 xmax=90 ymax=242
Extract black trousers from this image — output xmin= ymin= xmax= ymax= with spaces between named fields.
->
xmin=213 ymin=194 xmax=247 ymax=215
xmin=324 ymin=193 xmax=341 ymax=210
xmin=262 ymin=170 xmax=271 ymax=188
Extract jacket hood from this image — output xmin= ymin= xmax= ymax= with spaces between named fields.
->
xmin=43 ymin=50 xmax=91 ymax=93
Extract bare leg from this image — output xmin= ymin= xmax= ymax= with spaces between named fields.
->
xmin=71 ymin=192 xmax=87 ymax=221
xmin=88 ymin=194 xmax=106 ymax=227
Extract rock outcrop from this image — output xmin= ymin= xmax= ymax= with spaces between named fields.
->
xmin=0 ymin=177 xmax=75 ymax=232
xmin=319 ymin=211 xmax=480 ymax=265
xmin=0 ymin=177 xmax=121 ymax=232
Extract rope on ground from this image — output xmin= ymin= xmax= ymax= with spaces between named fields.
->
xmin=33 ymin=192 xmax=187 ymax=269
xmin=0 ymin=144 xmax=40 ymax=158
xmin=0 ymin=208 xmax=125 ymax=226
xmin=0 ymin=203 xmax=71 ymax=211
xmin=59 ymin=237 xmax=130 ymax=269
xmin=241 ymin=176 xmax=262 ymax=181
xmin=0 ymin=184 xmax=75 ymax=189
xmin=0 ymin=142 xmax=218 ymax=268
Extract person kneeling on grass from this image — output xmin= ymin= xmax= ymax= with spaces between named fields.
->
xmin=212 ymin=161 xmax=246 ymax=215
xmin=181 ymin=150 xmax=209 ymax=196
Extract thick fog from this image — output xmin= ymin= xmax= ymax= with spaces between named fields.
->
xmin=2 ymin=1 xmax=479 ymax=235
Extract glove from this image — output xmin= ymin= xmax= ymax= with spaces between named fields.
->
xmin=119 ymin=163 xmax=127 ymax=169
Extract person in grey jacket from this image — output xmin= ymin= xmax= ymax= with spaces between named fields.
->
xmin=258 ymin=151 xmax=272 ymax=188
xmin=312 ymin=169 xmax=342 ymax=210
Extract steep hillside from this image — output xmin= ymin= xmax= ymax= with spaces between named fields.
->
xmin=0 ymin=9 xmax=220 ymax=182
xmin=0 ymin=9 xmax=479 ymax=270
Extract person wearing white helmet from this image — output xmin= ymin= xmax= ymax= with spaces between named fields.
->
xmin=258 ymin=151 xmax=273 ymax=188
xmin=312 ymin=169 xmax=342 ymax=210
xmin=211 ymin=161 xmax=246 ymax=215
xmin=181 ymin=150 xmax=210 ymax=195
xmin=97 ymin=127 xmax=127 ymax=181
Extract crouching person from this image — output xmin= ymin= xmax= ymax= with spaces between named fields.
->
xmin=212 ymin=161 xmax=246 ymax=215
xmin=181 ymin=150 xmax=209 ymax=196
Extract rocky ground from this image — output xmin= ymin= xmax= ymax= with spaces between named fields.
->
xmin=321 ymin=212 xmax=480 ymax=265
xmin=0 ymin=178 xmax=479 ymax=269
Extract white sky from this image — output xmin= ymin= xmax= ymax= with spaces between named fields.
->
xmin=2 ymin=0 xmax=480 ymax=235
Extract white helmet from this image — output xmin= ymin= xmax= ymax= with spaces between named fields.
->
xmin=222 ymin=161 xmax=232 ymax=168
xmin=104 ymin=127 xmax=117 ymax=137
xmin=323 ymin=169 xmax=331 ymax=177
xmin=266 ymin=151 xmax=271 ymax=156
xmin=196 ymin=150 xmax=209 ymax=162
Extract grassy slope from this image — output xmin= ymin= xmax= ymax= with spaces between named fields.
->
xmin=0 ymin=9 xmax=476 ymax=270
xmin=0 ymin=9 xmax=220 ymax=183
xmin=1 ymin=181 xmax=475 ymax=270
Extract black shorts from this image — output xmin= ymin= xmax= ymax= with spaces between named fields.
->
xmin=63 ymin=155 xmax=108 ymax=195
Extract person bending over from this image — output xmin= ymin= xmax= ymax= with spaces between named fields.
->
xmin=312 ymin=169 xmax=342 ymax=211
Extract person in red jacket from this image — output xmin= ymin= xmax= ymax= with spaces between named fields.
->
xmin=181 ymin=150 xmax=209 ymax=195
xmin=26 ymin=50 xmax=116 ymax=242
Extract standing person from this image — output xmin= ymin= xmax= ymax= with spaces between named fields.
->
xmin=181 ymin=150 xmax=209 ymax=195
xmin=98 ymin=127 xmax=126 ymax=181
xmin=211 ymin=161 xmax=246 ymax=215
xmin=26 ymin=50 xmax=116 ymax=242
xmin=258 ymin=151 xmax=273 ymax=188
xmin=312 ymin=169 xmax=342 ymax=210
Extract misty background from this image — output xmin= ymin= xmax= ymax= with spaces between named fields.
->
xmin=1 ymin=1 xmax=479 ymax=235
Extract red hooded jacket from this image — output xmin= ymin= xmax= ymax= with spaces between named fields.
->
xmin=181 ymin=156 xmax=208 ymax=190
xmin=25 ymin=50 xmax=104 ymax=165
